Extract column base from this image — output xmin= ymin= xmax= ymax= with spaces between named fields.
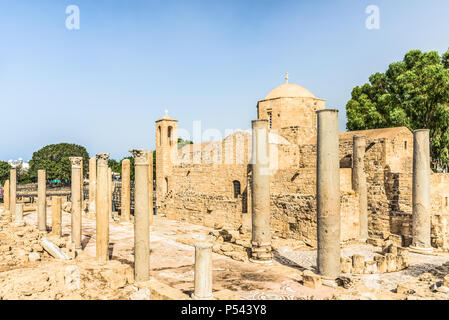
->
xmin=409 ymin=246 xmax=434 ymax=255
xmin=249 ymin=258 xmax=273 ymax=265
xmin=14 ymin=221 xmax=25 ymax=227
xmin=322 ymin=278 xmax=338 ymax=288
xmin=191 ymin=293 xmax=214 ymax=300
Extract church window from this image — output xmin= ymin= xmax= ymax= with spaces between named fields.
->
xmin=233 ymin=180 xmax=241 ymax=198
xmin=168 ymin=126 xmax=173 ymax=146
xmin=404 ymin=141 xmax=407 ymax=150
xmin=158 ymin=126 xmax=161 ymax=146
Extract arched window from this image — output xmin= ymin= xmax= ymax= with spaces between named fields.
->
xmin=168 ymin=126 xmax=173 ymax=146
xmin=158 ymin=126 xmax=161 ymax=146
xmin=233 ymin=180 xmax=241 ymax=198
xmin=165 ymin=177 xmax=169 ymax=194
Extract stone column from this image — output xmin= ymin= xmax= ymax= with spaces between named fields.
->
xmin=80 ymin=159 xmax=84 ymax=213
xmin=352 ymin=135 xmax=368 ymax=241
xmin=4 ymin=180 xmax=10 ymax=213
xmin=192 ymin=242 xmax=213 ymax=300
xmin=15 ymin=203 xmax=24 ymax=226
xmin=130 ymin=149 xmax=150 ymax=282
xmin=316 ymin=109 xmax=341 ymax=280
xmin=9 ymin=169 xmax=17 ymax=222
xmin=108 ymin=167 xmax=112 ymax=218
xmin=88 ymin=157 xmax=97 ymax=214
xmin=121 ymin=159 xmax=131 ymax=221
xmin=96 ymin=153 xmax=110 ymax=263
xmin=250 ymin=120 xmax=272 ymax=263
xmin=147 ymin=152 xmax=154 ymax=226
xmin=37 ymin=170 xmax=47 ymax=232
xmin=411 ymin=129 xmax=433 ymax=253
xmin=51 ymin=196 xmax=62 ymax=237
xmin=70 ymin=157 xmax=83 ymax=249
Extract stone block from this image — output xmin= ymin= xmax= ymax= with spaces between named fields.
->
xmin=352 ymin=254 xmax=365 ymax=274
xmin=443 ymin=275 xmax=449 ymax=287
xmin=101 ymin=268 xmax=127 ymax=290
xmin=214 ymin=289 xmax=240 ymax=300
xmin=365 ymin=261 xmax=378 ymax=274
xmin=397 ymin=282 xmax=416 ymax=295
xmin=340 ymin=257 xmax=352 ymax=274
xmin=367 ymin=237 xmax=384 ymax=247
xmin=385 ymin=253 xmax=397 ymax=272
xmin=374 ymin=254 xmax=387 ymax=273
xmin=388 ymin=234 xmax=403 ymax=247
xmin=382 ymin=241 xmax=397 ymax=255
xmin=302 ymin=270 xmax=321 ymax=289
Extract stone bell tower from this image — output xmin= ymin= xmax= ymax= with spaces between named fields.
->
xmin=155 ymin=111 xmax=178 ymax=209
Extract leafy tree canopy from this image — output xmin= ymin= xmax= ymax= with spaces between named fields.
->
xmin=346 ymin=49 xmax=449 ymax=167
xmin=178 ymin=138 xmax=193 ymax=150
xmin=28 ymin=143 xmax=89 ymax=182
xmin=0 ymin=161 xmax=10 ymax=185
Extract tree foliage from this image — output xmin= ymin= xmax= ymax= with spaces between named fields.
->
xmin=0 ymin=161 xmax=10 ymax=185
xmin=177 ymin=137 xmax=193 ymax=149
xmin=28 ymin=143 xmax=90 ymax=182
xmin=346 ymin=49 xmax=449 ymax=167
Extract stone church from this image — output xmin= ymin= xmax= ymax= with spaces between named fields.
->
xmin=154 ymin=76 xmax=449 ymax=249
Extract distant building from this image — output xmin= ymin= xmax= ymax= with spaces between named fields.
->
xmin=8 ymin=158 xmax=30 ymax=171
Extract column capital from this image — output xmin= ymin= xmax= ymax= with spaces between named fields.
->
xmin=69 ymin=157 xmax=83 ymax=168
xmin=96 ymin=153 xmax=110 ymax=166
xmin=130 ymin=149 xmax=149 ymax=165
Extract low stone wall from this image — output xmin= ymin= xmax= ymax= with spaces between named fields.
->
xmin=341 ymin=243 xmax=409 ymax=275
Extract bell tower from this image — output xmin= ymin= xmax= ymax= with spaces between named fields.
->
xmin=155 ymin=110 xmax=178 ymax=209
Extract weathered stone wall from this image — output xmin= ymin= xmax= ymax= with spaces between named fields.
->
xmin=385 ymin=171 xmax=449 ymax=247
xmin=270 ymin=191 xmax=359 ymax=247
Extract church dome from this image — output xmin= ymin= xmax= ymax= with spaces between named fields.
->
xmin=263 ymin=73 xmax=315 ymax=100
xmin=264 ymin=83 xmax=315 ymax=100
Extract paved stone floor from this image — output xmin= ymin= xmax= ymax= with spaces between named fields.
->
xmin=22 ymin=208 xmax=449 ymax=299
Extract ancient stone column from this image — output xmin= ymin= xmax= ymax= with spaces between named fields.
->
xmin=3 ymin=180 xmax=10 ymax=213
xmin=70 ymin=157 xmax=83 ymax=249
xmin=147 ymin=152 xmax=154 ymax=226
xmin=96 ymin=153 xmax=110 ymax=263
xmin=51 ymin=196 xmax=62 ymax=237
xmin=316 ymin=109 xmax=341 ymax=279
xmin=192 ymin=242 xmax=213 ymax=300
xmin=250 ymin=119 xmax=272 ymax=263
xmin=121 ymin=159 xmax=131 ymax=221
xmin=108 ymin=167 xmax=112 ymax=218
xmin=352 ymin=135 xmax=368 ymax=241
xmin=9 ymin=169 xmax=17 ymax=222
xmin=411 ymin=129 xmax=433 ymax=253
xmin=37 ymin=170 xmax=47 ymax=232
xmin=130 ymin=149 xmax=150 ymax=282
xmin=88 ymin=157 xmax=97 ymax=214
xmin=15 ymin=203 xmax=24 ymax=226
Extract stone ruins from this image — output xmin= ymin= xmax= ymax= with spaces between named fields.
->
xmin=1 ymin=78 xmax=449 ymax=300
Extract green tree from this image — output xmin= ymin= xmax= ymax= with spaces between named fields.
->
xmin=28 ymin=143 xmax=90 ymax=183
xmin=346 ymin=49 xmax=449 ymax=167
xmin=108 ymin=159 xmax=121 ymax=174
xmin=177 ymin=138 xmax=193 ymax=149
xmin=0 ymin=161 xmax=11 ymax=185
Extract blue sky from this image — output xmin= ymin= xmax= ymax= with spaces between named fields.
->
xmin=1 ymin=0 xmax=449 ymax=161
